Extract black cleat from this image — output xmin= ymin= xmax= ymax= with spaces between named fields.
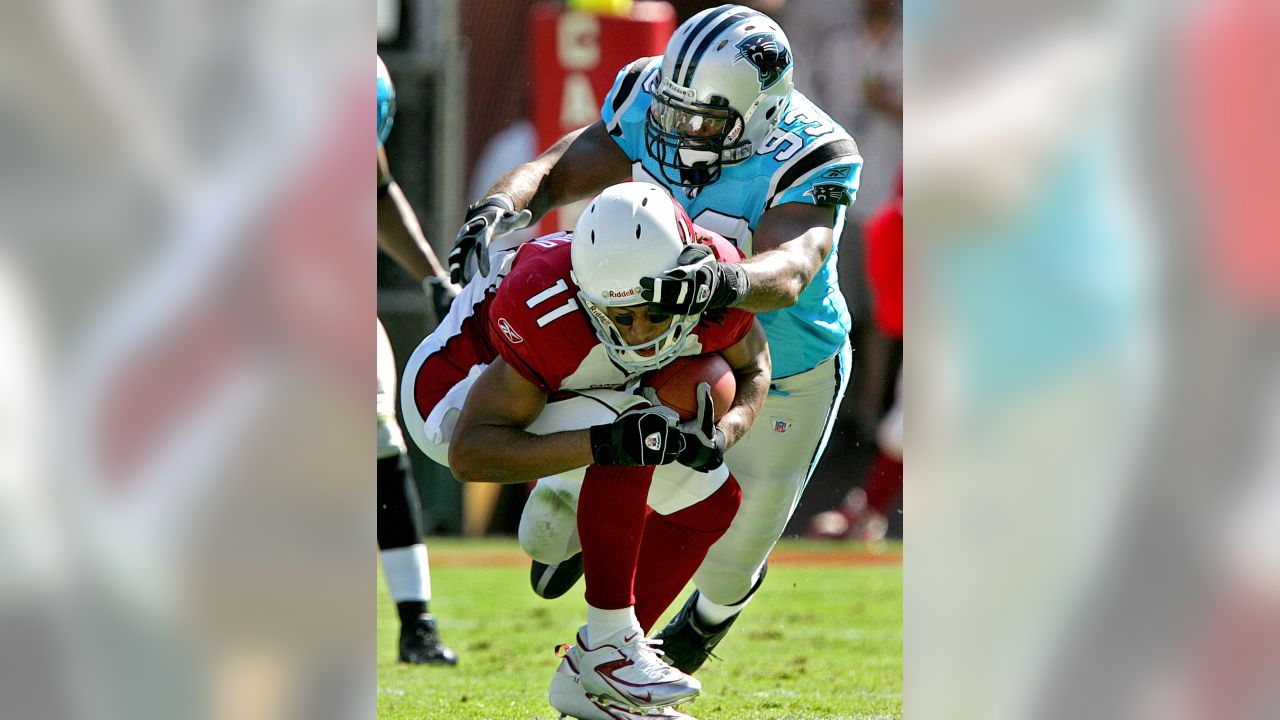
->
xmin=652 ymin=591 xmax=737 ymax=674
xmin=655 ymin=562 xmax=768 ymax=674
xmin=530 ymin=552 xmax=584 ymax=599
xmin=398 ymin=614 xmax=457 ymax=665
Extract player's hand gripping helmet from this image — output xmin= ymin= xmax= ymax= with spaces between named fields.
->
xmin=645 ymin=4 xmax=794 ymax=187
xmin=571 ymin=183 xmax=706 ymax=373
xmin=377 ymin=54 xmax=395 ymax=146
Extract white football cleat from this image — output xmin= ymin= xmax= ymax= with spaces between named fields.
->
xmin=550 ymin=646 xmax=698 ymax=720
xmin=569 ymin=626 xmax=700 ymax=709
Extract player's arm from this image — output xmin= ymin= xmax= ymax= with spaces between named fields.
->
xmin=715 ymin=318 xmax=771 ymax=448
xmin=733 ymin=202 xmax=836 ymax=313
xmin=449 ymin=356 xmax=685 ymax=484
xmin=483 ymin=120 xmax=632 ymax=225
xmin=449 ymin=121 xmax=632 ymax=283
xmin=641 ymin=202 xmax=837 ymax=316
xmin=377 ymin=147 xmax=451 ymax=283
xmin=448 ymin=358 xmax=593 ymax=484
xmin=672 ymin=318 xmax=771 ymax=473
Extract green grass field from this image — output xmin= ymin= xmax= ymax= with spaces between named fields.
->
xmin=378 ymin=538 xmax=901 ymax=720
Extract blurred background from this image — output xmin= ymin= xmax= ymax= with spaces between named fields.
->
xmin=5 ymin=0 xmax=1278 ymax=717
xmin=378 ymin=0 xmax=904 ymax=545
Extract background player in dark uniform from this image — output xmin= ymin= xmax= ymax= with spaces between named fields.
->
xmin=376 ymin=54 xmax=458 ymax=665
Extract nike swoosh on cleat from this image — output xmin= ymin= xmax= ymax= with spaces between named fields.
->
xmin=596 ymin=660 xmax=655 ymax=705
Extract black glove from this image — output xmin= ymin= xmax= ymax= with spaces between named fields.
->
xmin=589 ymin=404 xmax=682 ymax=467
xmin=639 ymin=244 xmax=750 ymax=316
xmin=423 ymin=276 xmax=459 ymax=325
xmin=449 ymin=194 xmax=533 ymax=284
xmin=675 ymin=382 xmax=727 ymax=472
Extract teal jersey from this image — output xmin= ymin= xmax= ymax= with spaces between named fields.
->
xmin=601 ymin=57 xmax=862 ymax=379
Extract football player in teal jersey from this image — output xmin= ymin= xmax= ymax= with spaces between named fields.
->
xmin=448 ymin=5 xmax=863 ymax=673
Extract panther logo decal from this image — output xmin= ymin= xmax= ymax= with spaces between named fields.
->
xmin=734 ymin=33 xmax=792 ymax=90
xmin=804 ymin=183 xmax=852 ymax=205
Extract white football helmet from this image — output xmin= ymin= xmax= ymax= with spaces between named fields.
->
xmin=571 ymin=183 xmax=704 ymax=373
xmin=646 ymin=4 xmax=794 ymax=186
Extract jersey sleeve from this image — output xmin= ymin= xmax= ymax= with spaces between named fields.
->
xmin=767 ymin=137 xmax=864 ymax=211
xmin=690 ymin=233 xmax=752 ymax=351
xmin=696 ymin=308 xmax=754 ymax=353
xmin=600 ymin=57 xmax=658 ymax=160
xmin=704 ymin=230 xmax=745 ymax=264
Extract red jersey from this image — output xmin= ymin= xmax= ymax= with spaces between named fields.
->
xmin=412 ymin=231 xmax=753 ymax=420
xmin=864 ymin=178 xmax=903 ymax=339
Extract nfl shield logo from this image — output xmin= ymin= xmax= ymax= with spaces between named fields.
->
xmin=773 ymin=419 xmax=791 ymax=434
xmin=644 ymin=432 xmax=663 ymax=451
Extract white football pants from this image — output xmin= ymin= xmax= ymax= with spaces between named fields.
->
xmin=694 ymin=341 xmax=852 ymax=604
xmin=400 ymin=354 xmax=730 ymax=563
xmin=377 ymin=320 xmax=406 ymax=460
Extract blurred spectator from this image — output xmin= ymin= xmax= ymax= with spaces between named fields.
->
xmin=789 ymin=0 xmax=902 ymax=218
xmin=807 ymin=171 xmax=902 ymax=544
xmin=779 ymin=0 xmax=903 ymax=538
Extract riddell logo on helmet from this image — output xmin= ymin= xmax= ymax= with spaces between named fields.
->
xmin=603 ymin=288 xmax=640 ymax=299
xmin=497 ymin=317 xmax=523 ymax=344
xmin=658 ymin=76 xmax=696 ymax=101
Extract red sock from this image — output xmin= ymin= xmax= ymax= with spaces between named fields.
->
xmin=578 ymin=464 xmax=654 ymax=610
xmin=634 ymin=475 xmax=742 ymax=632
xmin=863 ymin=452 xmax=903 ymax=516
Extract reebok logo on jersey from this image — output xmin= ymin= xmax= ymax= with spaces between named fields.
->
xmin=644 ymin=432 xmax=663 ymax=451
xmin=497 ymin=317 xmax=523 ymax=344
xmin=735 ymin=33 xmax=792 ymax=90
xmin=822 ymin=166 xmax=851 ymax=179
xmin=804 ymin=183 xmax=852 ymax=206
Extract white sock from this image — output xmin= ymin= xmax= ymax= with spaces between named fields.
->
xmin=695 ymin=565 xmax=764 ymax=625
xmin=586 ymin=604 xmax=641 ymax=646
xmin=694 ymin=593 xmax=744 ymax=626
xmin=381 ymin=544 xmax=431 ymax=603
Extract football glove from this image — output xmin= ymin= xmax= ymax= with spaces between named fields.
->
xmin=422 ymin=276 xmax=459 ymax=325
xmin=449 ymin=194 xmax=532 ymax=284
xmin=589 ymin=404 xmax=682 ymax=467
xmin=675 ymin=382 xmax=727 ymax=472
xmin=639 ymin=244 xmax=750 ymax=316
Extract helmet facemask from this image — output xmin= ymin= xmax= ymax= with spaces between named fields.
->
xmin=644 ymin=79 xmax=749 ymax=188
xmin=574 ymin=287 xmax=701 ymax=374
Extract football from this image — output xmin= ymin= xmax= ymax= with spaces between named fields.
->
xmin=642 ymin=354 xmax=735 ymax=421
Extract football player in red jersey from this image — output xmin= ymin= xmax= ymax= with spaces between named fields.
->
xmin=401 ymin=183 xmax=770 ymax=717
